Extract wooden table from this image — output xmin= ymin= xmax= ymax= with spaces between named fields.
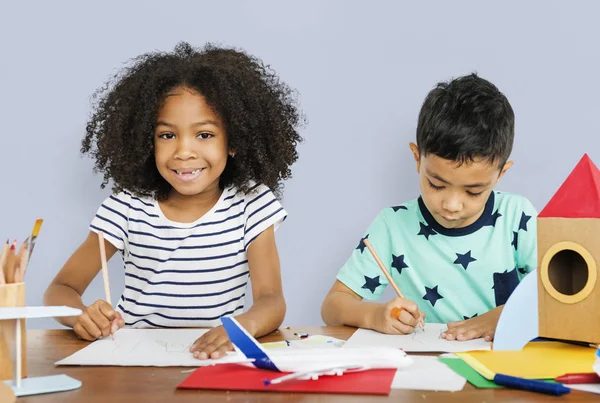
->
xmin=16 ymin=327 xmax=594 ymax=402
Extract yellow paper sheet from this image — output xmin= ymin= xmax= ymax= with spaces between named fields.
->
xmin=456 ymin=342 xmax=596 ymax=379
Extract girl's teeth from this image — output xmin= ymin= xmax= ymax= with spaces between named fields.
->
xmin=176 ymin=169 xmax=201 ymax=175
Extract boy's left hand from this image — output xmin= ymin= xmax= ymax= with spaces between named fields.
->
xmin=190 ymin=326 xmax=233 ymax=359
xmin=441 ymin=306 xmax=503 ymax=342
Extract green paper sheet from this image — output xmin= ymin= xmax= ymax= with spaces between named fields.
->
xmin=438 ymin=357 xmax=557 ymax=389
xmin=438 ymin=357 xmax=502 ymax=388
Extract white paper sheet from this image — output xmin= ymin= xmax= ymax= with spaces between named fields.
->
xmin=55 ymin=328 xmax=248 ymax=367
xmin=569 ymin=384 xmax=600 ymax=394
xmin=392 ymin=356 xmax=466 ymax=391
xmin=343 ymin=323 xmax=491 ymax=352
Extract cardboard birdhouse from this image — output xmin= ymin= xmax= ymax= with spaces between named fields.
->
xmin=537 ymin=154 xmax=600 ymax=344
xmin=494 ymin=154 xmax=600 ymax=350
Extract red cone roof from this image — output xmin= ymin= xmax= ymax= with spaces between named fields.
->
xmin=539 ymin=154 xmax=600 ymax=218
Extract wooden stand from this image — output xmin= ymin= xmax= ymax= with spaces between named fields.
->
xmin=0 ymin=283 xmax=27 ymax=380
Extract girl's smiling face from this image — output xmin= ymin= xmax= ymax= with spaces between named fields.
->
xmin=154 ymin=86 xmax=230 ymax=200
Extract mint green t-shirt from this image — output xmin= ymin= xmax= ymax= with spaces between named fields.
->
xmin=336 ymin=191 xmax=537 ymax=323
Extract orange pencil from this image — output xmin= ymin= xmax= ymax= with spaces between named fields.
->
xmin=363 ymin=238 xmax=424 ymax=329
xmin=97 ymin=231 xmax=115 ymax=340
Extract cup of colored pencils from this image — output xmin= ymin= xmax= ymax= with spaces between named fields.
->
xmin=0 ymin=219 xmax=43 ymax=380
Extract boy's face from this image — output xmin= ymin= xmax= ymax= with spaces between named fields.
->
xmin=409 ymin=143 xmax=512 ymax=229
xmin=154 ymin=86 xmax=230 ymax=200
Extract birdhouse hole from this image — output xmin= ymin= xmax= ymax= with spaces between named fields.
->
xmin=547 ymin=249 xmax=588 ymax=296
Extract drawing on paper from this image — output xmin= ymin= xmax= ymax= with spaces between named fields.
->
xmin=56 ymin=329 xmax=249 ymax=367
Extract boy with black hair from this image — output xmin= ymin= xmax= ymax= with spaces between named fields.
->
xmin=321 ymin=73 xmax=536 ymax=342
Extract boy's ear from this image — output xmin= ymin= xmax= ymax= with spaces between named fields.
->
xmin=409 ymin=142 xmax=420 ymax=173
xmin=498 ymin=160 xmax=514 ymax=180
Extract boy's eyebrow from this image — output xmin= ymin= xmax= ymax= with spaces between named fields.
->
xmin=463 ymin=181 xmax=491 ymax=188
xmin=156 ymin=120 xmax=221 ymax=128
xmin=427 ymin=171 xmax=490 ymax=188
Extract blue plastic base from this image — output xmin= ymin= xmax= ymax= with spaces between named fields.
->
xmin=3 ymin=374 xmax=81 ymax=397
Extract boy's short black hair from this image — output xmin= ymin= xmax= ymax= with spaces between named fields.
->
xmin=416 ymin=73 xmax=514 ymax=168
xmin=82 ymin=42 xmax=304 ymax=200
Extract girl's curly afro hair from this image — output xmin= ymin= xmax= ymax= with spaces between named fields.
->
xmin=82 ymin=42 xmax=304 ymax=200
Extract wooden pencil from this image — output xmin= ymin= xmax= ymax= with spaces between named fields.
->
xmin=363 ymin=239 xmax=404 ymax=298
xmin=363 ymin=238 xmax=424 ymax=328
xmin=28 ymin=219 xmax=43 ymax=258
xmin=14 ymin=238 xmax=29 ymax=283
xmin=97 ymin=231 xmax=115 ymax=340
xmin=97 ymin=232 xmax=112 ymax=305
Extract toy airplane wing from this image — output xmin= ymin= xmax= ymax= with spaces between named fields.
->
xmin=221 ymin=316 xmax=412 ymax=383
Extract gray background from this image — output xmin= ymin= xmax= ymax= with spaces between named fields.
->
xmin=1 ymin=1 xmax=599 ymax=329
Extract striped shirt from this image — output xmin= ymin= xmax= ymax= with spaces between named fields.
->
xmin=89 ymin=183 xmax=287 ymax=328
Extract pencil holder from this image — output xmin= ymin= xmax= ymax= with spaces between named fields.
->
xmin=0 ymin=282 xmax=27 ymax=380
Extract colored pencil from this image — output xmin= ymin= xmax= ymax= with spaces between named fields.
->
xmin=97 ymin=231 xmax=114 ymax=340
xmin=14 ymin=238 xmax=29 ymax=283
xmin=555 ymin=372 xmax=600 ymax=384
xmin=494 ymin=374 xmax=570 ymax=396
xmin=28 ymin=219 xmax=43 ymax=258
xmin=363 ymin=239 xmax=424 ymax=328
xmin=459 ymin=353 xmax=570 ymax=395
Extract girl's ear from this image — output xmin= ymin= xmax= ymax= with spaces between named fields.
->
xmin=229 ymin=150 xmax=236 ymax=158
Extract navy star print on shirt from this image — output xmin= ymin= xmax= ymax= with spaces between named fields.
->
xmin=417 ymin=222 xmax=437 ymax=240
xmin=518 ymin=212 xmax=531 ymax=231
xmin=356 ymin=234 xmax=369 ymax=253
xmin=492 ymin=269 xmax=519 ymax=306
xmin=483 ymin=210 xmax=502 ymax=227
xmin=362 ymin=275 xmax=381 ymax=293
xmin=511 ymin=231 xmax=518 ymax=250
xmin=392 ymin=205 xmax=408 ymax=212
xmin=463 ymin=313 xmax=478 ymax=320
xmin=391 ymin=254 xmax=408 ymax=275
xmin=454 ymin=251 xmax=477 ymax=270
xmin=423 ymin=285 xmax=443 ymax=307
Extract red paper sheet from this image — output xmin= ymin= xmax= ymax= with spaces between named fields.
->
xmin=178 ymin=364 xmax=395 ymax=395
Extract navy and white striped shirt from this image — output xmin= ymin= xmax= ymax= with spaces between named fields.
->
xmin=89 ymin=183 xmax=287 ymax=328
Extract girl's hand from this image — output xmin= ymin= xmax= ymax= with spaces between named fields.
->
xmin=190 ymin=325 xmax=233 ymax=359
xmin=372 ymin=297 xmax=425 ymax=334
xmin=73 ymin=300 xmax=124 ymax=341
xmin=441 ymin=306 xmax=502 ymax=342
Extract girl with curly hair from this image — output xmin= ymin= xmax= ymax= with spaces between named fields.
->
xmin=44 ymin=42 xmax=304 ymax=360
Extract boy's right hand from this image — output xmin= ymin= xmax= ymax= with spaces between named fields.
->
xmin=372 ymin=297 xmax=424 ymax=334
xmin=73 ymin=300 xmax=125 ymax=341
